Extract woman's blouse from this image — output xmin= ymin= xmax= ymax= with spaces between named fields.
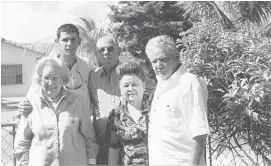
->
xmin=14 ymin=89 xmax=99 ymax=166
xmin=106 ymin=99 xmax=150 ymax=166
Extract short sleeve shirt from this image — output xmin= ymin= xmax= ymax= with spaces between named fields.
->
xmin=106 ymin=98 xmax=150 ymax=166
xmin=148 ymin=65 xmax=210 ymax=165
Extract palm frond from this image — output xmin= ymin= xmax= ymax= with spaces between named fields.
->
xmin=237 ymin=1 xmax=271 ymax=26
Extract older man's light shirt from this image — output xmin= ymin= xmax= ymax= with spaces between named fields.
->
xmin=88 ymin=66 xmax=121 ymax=138
xmin=88 ymin=66 xmax=121 ymax=118
xmin=148 ymin=65 xmax=210 ymax=165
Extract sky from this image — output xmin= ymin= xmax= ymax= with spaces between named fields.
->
xmin=1 ymin=1 xmax=116 ymax=43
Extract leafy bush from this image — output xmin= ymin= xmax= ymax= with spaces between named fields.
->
xmin=180 ymin=20 xmax=271 ymax=164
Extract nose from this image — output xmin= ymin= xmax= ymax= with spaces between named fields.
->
xmin=156 ymin=60 xmax=163 ymax=68
xmin=47 ymin=79 xmax=54 ymax=85
xmin=103 ymin=49 xmax=110 ymax=57
xmin=128 ymin=85 xmax=133 ymax=91
xmin=67 ymin=40 xmax=72 ymax=45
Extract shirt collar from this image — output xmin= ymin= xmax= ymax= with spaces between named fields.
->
xmin=157 ymin=64 xmax=187 ymax=86
xmin=155 ymin=64 xmax=187 ymax=96
xmin=56 ymin=53 xmax=78 ymax=70
xmin=95 ymin=61 xmax=121 ymax=78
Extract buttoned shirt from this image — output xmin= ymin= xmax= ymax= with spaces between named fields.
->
xmin=14 ymin=89 xmax=99 ymax=166
xmin=107 ymin=101 xmax=149 ymax=166
xmin=148 ymin=65 xmax=210 ymax=165
xmin=88 ymin=66 xmax=121 ymax=139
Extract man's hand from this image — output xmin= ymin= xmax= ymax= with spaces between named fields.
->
xmin=18 ymin=99 xmax=33 ymax=117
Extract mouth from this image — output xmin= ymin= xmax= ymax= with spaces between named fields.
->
xmin=47 ymin=87 xmax=57 ymax=91
xmin=157 ymin=69 xmax=166 ymax=74
xmin=66 ymin=48 xmax=75 ymax=52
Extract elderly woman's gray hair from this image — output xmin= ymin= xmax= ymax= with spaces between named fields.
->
xmin=145 ymin=35 xmax=180 ymax=59
xmin=33 ymin=56 xmax=70 ymax=85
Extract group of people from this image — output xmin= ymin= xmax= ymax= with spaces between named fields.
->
xmin=14 ymin=23 xmax=210 ymax=166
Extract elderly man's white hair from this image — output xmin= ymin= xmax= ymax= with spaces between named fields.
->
xmin=97 ymin=35 xmax=119 ymax=47
xmin=145 ymin=35 xmax=180 ymax=59
xmin=33 ymin=56 xmax=71 ymax=85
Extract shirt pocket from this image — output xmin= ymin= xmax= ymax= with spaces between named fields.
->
xmin=59 ymin=114 xmax=80 ymax=135
xmin=163 ymin=104 xmax=186 ymax=133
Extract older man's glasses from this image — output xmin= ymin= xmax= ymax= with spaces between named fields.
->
xmin=98 ymin=46 xmax=114 ymax=53
xmin=41 ymin=76 xmax=62 ymax=83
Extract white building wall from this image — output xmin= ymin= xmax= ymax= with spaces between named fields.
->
xmin=1 ymin=42 xmax=43 ymax=97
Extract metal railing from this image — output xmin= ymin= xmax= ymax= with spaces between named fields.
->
xmin=1 ymin=121 xmax=17 ymax=166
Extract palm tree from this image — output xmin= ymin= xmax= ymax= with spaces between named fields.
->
xmin=179 ymin=1 xmax=235 ymax=30
xmin=179 ymin=1 xmax=271 ymax=29
xmin=72 ymin=16 xmax=114 ymax=67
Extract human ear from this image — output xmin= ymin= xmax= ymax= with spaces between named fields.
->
xmin=55 ymin=38 xmax=59 ymax=45
xmin=78 ymin=38 xmax=81 ymax=45
xmin=116 ymin=46 xmax=121 ymax=57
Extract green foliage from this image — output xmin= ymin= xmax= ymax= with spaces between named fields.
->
xmin=109 ymin=1 xmax=192 ymax=80
xmin=180 ymin=20 xmax=271 ymax=164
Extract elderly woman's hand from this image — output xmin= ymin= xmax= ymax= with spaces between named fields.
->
xmin=18 ymin=98 xmax=32 ymax=117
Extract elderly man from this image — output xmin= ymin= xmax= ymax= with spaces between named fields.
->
xmin=145 ymin=35 xmax=210 ymax=165
xmin=88 ymin=36 xmax=122 ymax=165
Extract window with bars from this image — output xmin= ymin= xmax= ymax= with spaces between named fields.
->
xmin=1 ymin=64 xmax=23 ymax=85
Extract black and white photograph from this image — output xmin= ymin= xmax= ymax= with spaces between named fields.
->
xmin=1 ymin=1 xmax=271 ymax=166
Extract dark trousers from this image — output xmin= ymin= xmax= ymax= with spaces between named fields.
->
xmin=94 ymin=118 xmax=109 ymax=165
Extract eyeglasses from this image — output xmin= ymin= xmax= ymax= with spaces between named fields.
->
xmin=41 ymin=76 xmax=62 ymax=83
xmin=98 ymin=46 xmax=114 ymax=54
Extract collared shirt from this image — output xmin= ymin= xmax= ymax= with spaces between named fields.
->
xmin=14 ymin=89 xmax=99 ymax=166
xmin=106 ymin=98 xmax=150 ymax=166
xmin=148 ymin=65 xmax=210 ymax=165
xmin=88 ymin=66 xmax=121 ymax=139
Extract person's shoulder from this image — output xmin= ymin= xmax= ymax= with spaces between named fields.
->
xmin=76 ymin=56 xmax=88 ymax=63
xmin=76 ymin=56 xmax=96 ymax=70
xmin=65 ymin=90 xmax=84 ymax=103
xmin=182 ymin=71 xmax=199 ymax=83
xmin=89 ymin=67 xmax=103 ymax=78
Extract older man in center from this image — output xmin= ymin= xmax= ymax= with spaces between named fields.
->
xmin=88 ymin=36 xmax=122 ymax=165
xmin=146 ymin=35 xmax=210 ymax=165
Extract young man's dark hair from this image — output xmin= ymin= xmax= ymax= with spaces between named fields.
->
xmin=56 ymin=24 xmax=80 ymax=39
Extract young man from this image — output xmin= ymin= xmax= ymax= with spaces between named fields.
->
xmin=145 ymin=35 xmax=210 ymax=165
xmin=88 ymin=36 xmax=122 ymax=165
xmin=17 ymin=24 xmax=97 ymax=165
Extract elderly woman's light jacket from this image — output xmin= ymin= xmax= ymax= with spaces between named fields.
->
xmin=14 ymin=88 xmax=99 ymax=166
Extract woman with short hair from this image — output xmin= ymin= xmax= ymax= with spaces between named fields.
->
xmin=14 ymin=56 xmax=99 ymax=166
xmin=107 ymin=61 xmax=150 ymax=166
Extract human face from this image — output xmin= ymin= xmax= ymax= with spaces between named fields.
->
xmin=148 ymin=48 xmax=179 ymax=80
xmin=41 ymin=65 xmax=64 ymax=100
xmin=119 ymin=74 xmax=145 ymax=104
xmin=56 ymin=32 xmax=80 ymax=57
xmin=96 ymin=37 xmax=120 ymax=69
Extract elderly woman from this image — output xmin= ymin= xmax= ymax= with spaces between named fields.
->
xmin=106 ymin=61 xmax=150 ymax=166
xmin=14 ymin=56 xmax=99 ymax=166
xmin=145 ymin=35 xmax=210 ymax=166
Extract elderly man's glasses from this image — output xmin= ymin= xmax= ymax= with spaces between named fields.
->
xmin=98 ymin=46 xmax=114 ymax=53
xmin=41 ymin=76 xmax=62 ymax=83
